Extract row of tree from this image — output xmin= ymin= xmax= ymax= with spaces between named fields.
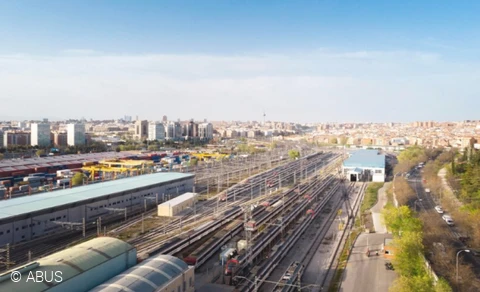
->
xmin=382 ymin=204 xmax=451 ymax=291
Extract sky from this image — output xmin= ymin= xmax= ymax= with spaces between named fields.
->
xmin=1 ymin=1 xmax=480 ymax=123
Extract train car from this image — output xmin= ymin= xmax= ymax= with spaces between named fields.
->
xmin=220 ymin=248 xmax=238 ymax=264
xmin=271 ymin=200 xmax=283 ymax=208
xmin=224 ymin=258 xmax=239 ymax=276
xmin=244 ymin=220 xmax=257 ymax=231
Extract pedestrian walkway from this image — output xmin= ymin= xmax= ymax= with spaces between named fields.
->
xmin=438 ymin=168 xmax=462 ymax=207
xmin=370 ymin=182 xmax=390 ymax=234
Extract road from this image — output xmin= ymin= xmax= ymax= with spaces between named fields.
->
xmin=370 ymin=182 xmax=389 ymax=234
xmin=340 ymin=233 xmax=396 ymax=292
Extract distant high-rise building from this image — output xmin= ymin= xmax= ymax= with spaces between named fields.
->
xmin=31 ymin=122 xmax=51 ymax=147
xmin=67 ymin=123 xmax=86 ymax=146
xmin=162 ymin=115 xmax=168 ymax=123
xmin=166 ymin=121 xmax=182 ymax=140
xmin=198 ymin=123 xmax=214 ymax=140
xmin=3 ymin=131 xmax=30 ymax=147
xmin=124 ymin=115 xmax=132 ymax=122
xmin=148 ymin=123 xmax=165 ymax=141
xmin=54 ymin=132 xmax=68 ymax=147
xmin=134 ymin=120 xmax=149 ymax=140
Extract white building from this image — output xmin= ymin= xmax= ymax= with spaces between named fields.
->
xmin=342 ymin=149 xmax=386 ymax=182
xmin=166 ymin=121 xmax=182 ymax=140
xmin=31 ymin=123 xmax=51 ymax=147
xmin=67 ymin=123 xmax=86 ymax=146
xmin=148 ymin=122 xmax=165 ymax=141
xmin=198 ymin=123 xmax=214 ymax=140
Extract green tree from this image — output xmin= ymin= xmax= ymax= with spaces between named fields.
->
xmin=435 ymin=278 xmax=453 ymax=292
xmin=0 ymin=153 xmax=3 ymax=160
xmin=382 ymin=205 xmax=422 ymax=236
xmin=115 ymin=147 xmax=121 ymax=152
xmin=397 ymin=146 xmax=427 ymax=165
xmin=339 ymin=136 xmax=348 ymax=145
xmin=36 ymin=149 xmax=45 ymax=157
xmin=288 ymin=149 xmax=300 ymax=160
xmin=71 ymin=172 xmax=85 ymax=186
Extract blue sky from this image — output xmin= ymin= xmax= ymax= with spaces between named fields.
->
xmin=1 ymin=1 xmax=480 ymax=122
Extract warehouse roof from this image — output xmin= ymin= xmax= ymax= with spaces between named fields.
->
xmin=343 ymin=149 xmax=385 ymax=169
xmin=0 ymin=152 xmax=138 ymax=168
xmin=158 ymin=192 xmax=196 ymax=208
xmin=90 ymin=255 xmax=190 ymax=292
xmin=0 ymin=172 xmax=194 ymax=221
xmin=0 ymin=237 xmax=135 ymax=292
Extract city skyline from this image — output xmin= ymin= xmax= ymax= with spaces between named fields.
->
xmin=1 ymin=1 xmax=480 ymax=122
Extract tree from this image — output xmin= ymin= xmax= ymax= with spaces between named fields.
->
xmin=115 ymin=147 xmax=121 ymax=152
xmin=36 ymin=149 xmax=45 ymax=157
xmin=0 ymin=153 xmax=3 ymax=160
xmin=288 ymin=149 xmax=300 ymax=160
xmin=339 ymin=136 xmax=348 ymax=145
xmin=71 ymin=172 xmax=84 ymax=186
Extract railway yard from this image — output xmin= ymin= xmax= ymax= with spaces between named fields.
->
xmin=0 ymin=147 xmax=366 ymax=292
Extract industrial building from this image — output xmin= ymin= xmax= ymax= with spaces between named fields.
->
xmin=0 ymin=237 xmax=137 ymax=292
xmin=0 ymin=172 xmax=194 ymax=245
xmin=90 ymin=254 xmax=195 ymax=292
xmin=67 ymin=123 xmax=86 ymax=146
xmin=157 ymin=192 xmax=197 ymax=217
xmin=342 ymin=149 xmax=386 ymax=182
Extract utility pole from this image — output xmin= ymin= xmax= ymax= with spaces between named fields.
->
xmin=28 ymin=250 xmax=32 ymax=262
xmin=141 ymin=214 xmax=145 ymax=233
xmin=82 ymin=217 xmax=86 ymax=237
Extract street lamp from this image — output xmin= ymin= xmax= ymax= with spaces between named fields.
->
xmin=456 ymin=249 xmax=470 ymax=282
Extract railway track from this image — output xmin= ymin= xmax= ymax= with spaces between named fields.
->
xmin=131 ymin=152 xmax=340 ymax=255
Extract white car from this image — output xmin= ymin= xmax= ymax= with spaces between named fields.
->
xmin=442 ymin=215 xmax=454 ymax=226
xmin=435 ymin=206 xmax=444 ymax=214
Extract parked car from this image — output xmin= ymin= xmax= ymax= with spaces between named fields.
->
xmin=442 ymin=215 xmax=454 ymax=226
xmin=435 ymin=206 xmax=444 ymax=214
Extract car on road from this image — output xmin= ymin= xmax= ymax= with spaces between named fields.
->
xmin=442 ymin=215 xmax=454 ymax=226
xmin=435 ymin=206 xmax=444 ymax=214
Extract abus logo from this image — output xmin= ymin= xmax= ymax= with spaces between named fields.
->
xmin=26 ymin=271 xmax=63 ymax=283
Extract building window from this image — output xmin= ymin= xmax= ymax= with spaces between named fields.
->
xmin=375 ymin=169 xmax=382 ymax=174
xmin=189 ymin=277 xmax=192 ymax=287
xmin=177 ymin=287 xmax=180 ymax=292
xmin=183 ymin=281 xmax=186 ymax=291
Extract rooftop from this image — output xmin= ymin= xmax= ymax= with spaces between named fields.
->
xmin=0 ymin=172 xmax=194 ymax=222
xmin=0 ymin=237 xmax=135 ymax=292
xmin=0 ymin=152 xmax=139 ymax=169
xmin=343 ymin=149 xmax=385 ymax=169
xmin=90 ymin=254 xmax=189 ymax=292
xmin=158 ymin=192 xmax=197 ymax=208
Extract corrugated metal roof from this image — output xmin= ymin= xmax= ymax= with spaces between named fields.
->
xmin=89 ymin=255 xmax=189 ymax=292
xmin=0 ymin=237 xmax=134 ymax=292
xmin=0 ymin=172 xmax=194 ymax=221
xmin=158 ymin=192 xmax=196 ymax=208
xmin=343 ymin=149 xmax=385 ymax=169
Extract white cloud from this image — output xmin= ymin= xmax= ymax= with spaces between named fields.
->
xmin=0 ymin=50 xmax=478 ymax=122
